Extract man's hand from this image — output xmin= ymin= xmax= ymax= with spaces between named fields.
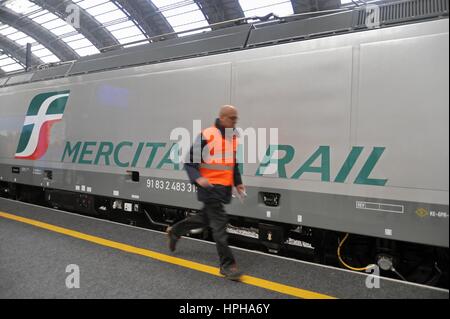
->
xmin=236 ymin=184 xmax=246 ymax=196
xmin=196 ymin=177 xmax=212 ymax=188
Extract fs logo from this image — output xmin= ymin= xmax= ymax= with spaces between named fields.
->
xmin=15 ymin=91 xmax=70 ymax=160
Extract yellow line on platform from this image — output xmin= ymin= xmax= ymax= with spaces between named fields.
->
xmin=0 ymin=211 xmax=336 ymax=299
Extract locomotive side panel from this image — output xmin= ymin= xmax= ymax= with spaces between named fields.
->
xmin=0 ymin=63 xmax=235 ymax=209
xmin=357 ymin=33 xmax=449 ymax=192
xmin=0 ymin=20 xmax=448 ymax=247
xmin=229 ymin=34 xmax=449 ymax=247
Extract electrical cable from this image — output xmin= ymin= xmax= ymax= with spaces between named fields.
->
xmin=337 ymin=233 xmax=376 ymax=271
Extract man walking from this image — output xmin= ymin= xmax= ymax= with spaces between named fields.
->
xmin=167 ymin=105 xmax=245 ymax=281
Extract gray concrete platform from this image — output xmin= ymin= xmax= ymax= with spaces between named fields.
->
xmin=0 ymin=197 xmax=448 ymax=299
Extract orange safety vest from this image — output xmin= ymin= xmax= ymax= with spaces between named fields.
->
xmin=199 ymin=126 xmax=237 ymax=186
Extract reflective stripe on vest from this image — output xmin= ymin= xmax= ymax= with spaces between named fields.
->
xmin=206 ymin=152 xmax=235 ymax=160
xmin=199 ymin=126 xmax=236 ymax=186
xmin=199 ymin=163 xmax=234 ymax=171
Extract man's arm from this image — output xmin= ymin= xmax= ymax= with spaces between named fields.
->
xmin=184 ymin=134 xmax=203 ymax=184
xmin=234 ymin=164 xmax=246 ymax=195
xmin=185 ymin=134 xmax=216 ymax=189
xmin=234 ymin=164 xmax=242 ymax=187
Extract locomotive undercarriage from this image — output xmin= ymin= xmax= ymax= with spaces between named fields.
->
xmin=1 ymin=181 xmax=447 ymax=289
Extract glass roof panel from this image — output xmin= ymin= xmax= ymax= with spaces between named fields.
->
xmin=5 ymin=0 xmax=40 ymax=15
xmin=3 ymin=0 xmax=100 ymax=58
xmin=168 ymin=19 xmax=209 ymax=33
xmin=106 ymin=20 xmax=136 ymax=32
xmin=63 ymin=34 xmax=85 ymax=43
xmin=152 ymin=0 xmax=210 ymax=35
xmin=119 ymin=34 xmax=147 ymax=44
xmin=2 ymin=0 xmax=153 ymax=64
xmin=84 ymin=2 xmax=119 ymax=16
xmin=0 ymin=56 xmax=17 ymax=66
xmin=51 ymin=25 xmax=77 ymax=37
xmin=110 ymin=26 xmax=141 ymax=40
xmin=41 ymin=18 xmax=67 ymax=30
xmin=0 ymin=26 xmax=17 ymax=36
xmin=2 ymin=63 xmax=24 ymax=72
xmin=4 ymin=30 xmax=29 ymax=41
xmin=31 ymin=44 xmax=45 ymax=51
xmin=14 ymin=35 xmax=37 ymax=46
xmin=94 ymin=10 xmax=128 ymax=24
xmin=39 ymin=55 xmax=60 ymax=63
xmin=32 ymin=47 xmax=54 ymax=58
xmin=0 ymin=54 xmax=23 ymax=73
xmin=74 ymin=0 xmax=147 ymax=46
xmin=74 ymin=46 xmax=100 ymax=57
xmin=162 ymin=3 xmax=199 ymax=18
xmin=0 ymin=25 xmax=35 ymax=46
xmin=0 ymin=23 xmax=59 ymax=64
xmin=75 ymin=0 xmax=110 ymax=10
xmin=29 ymin=12 xmax=57 ymax=24
xmin=66 ymin=38 xmax=93 ymax=50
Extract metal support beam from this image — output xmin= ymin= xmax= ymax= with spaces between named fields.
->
xmin=195 ymin=0 xmax=244 ymax=28
xmin=0 ymin=34 xmax=42 ymax=66
xmin=0 ymin=6 xmax=79 ymax=61
xmin=30 ymin=0 xmax=120 ymax=49
xmin=25 ymin=43 xmax=31 ymax=70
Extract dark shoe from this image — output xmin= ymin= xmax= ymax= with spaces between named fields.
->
xmin=220 ymin=264 xmax=243 ymax=281
xmin=166 ymin=227 xmax=179 ymax=252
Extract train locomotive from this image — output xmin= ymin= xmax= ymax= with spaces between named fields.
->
xmin=0 ymin=0 xmax=448 ymax=287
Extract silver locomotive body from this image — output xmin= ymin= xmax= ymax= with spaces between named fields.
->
xmin=0 ymin=16 xmax=448 ymax=250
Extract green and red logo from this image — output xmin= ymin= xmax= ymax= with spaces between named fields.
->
xmin=15 ymin=91 xmax=70 ymax=160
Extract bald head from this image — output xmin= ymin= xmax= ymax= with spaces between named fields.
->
xmin=218 ymin=105 xmax=238 ymax=128
xmin=219 ymin=105 xmax=237 ymax=117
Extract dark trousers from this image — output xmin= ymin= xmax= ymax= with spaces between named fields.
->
xmin=171 ymin=201 xmax=235 ymax=269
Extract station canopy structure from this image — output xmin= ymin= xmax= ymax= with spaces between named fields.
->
xmin=0 ymin=0 xmax=370 ymax=75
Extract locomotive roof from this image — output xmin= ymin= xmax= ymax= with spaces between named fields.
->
xmin=0 ymin=0 xmax=448 ymax=88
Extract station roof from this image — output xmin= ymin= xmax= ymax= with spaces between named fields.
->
xmin=0 ymin=0 xmax=360 ymax=74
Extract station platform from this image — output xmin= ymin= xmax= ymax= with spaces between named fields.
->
xmin=0 ymin=197 xmax=448 ymax=299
